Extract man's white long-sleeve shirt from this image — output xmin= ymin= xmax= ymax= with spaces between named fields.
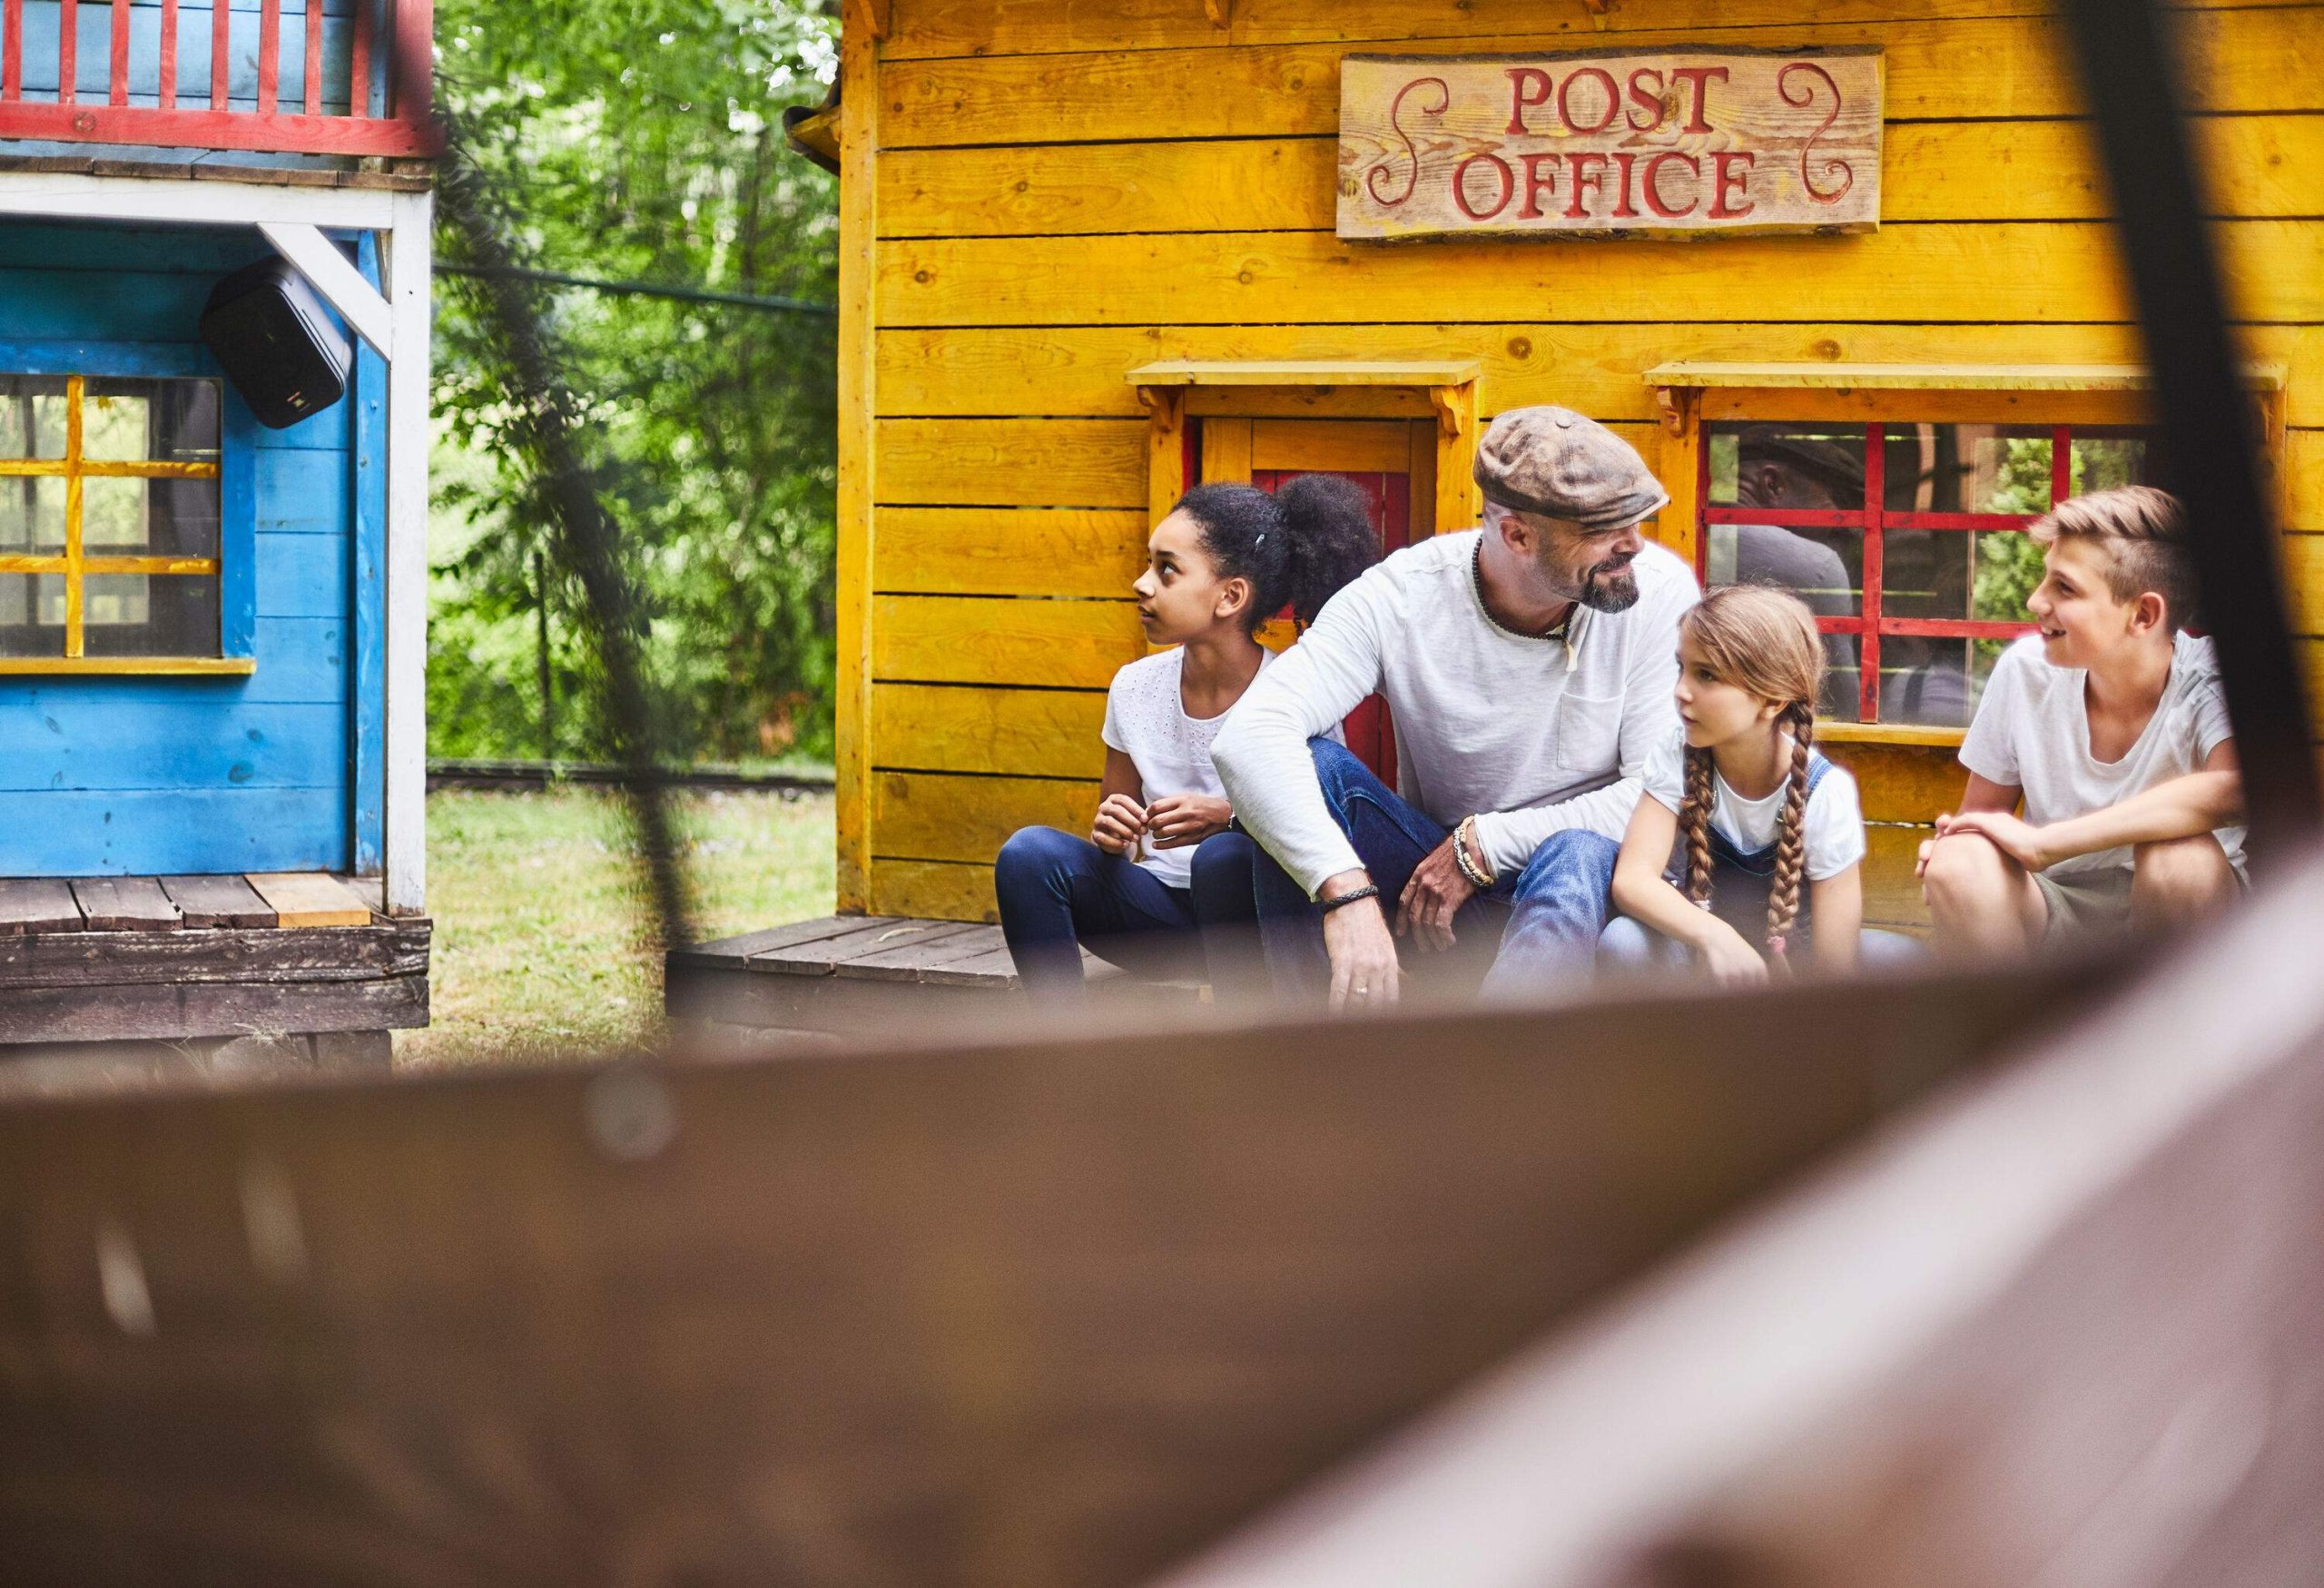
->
xmin=1211 ymin=531 xmax=1698 ymax=897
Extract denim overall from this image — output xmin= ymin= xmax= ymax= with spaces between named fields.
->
xmin=1680 ymin=751 xmax=1837 ymax=949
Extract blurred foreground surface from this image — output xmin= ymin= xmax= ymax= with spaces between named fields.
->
xmin=403 ymin=788 xmax=835 ymax=1068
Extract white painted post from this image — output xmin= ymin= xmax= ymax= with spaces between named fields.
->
xmin=257 ymin=222 xmax=396 ymax=358
xmin=381 ymin=190 xmax=433 ymax=915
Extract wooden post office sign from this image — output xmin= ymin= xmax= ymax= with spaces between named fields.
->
xmin=1338 ymin=48 xmax=1882 ymax=242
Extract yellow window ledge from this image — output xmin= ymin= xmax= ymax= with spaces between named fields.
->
xmin=0 ymin=656 xmax=256 ymax=676
xmin=1817 ymin=722 xmax=1966 ymax=749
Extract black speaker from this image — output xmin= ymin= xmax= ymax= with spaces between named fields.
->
xmin=198 ymin=256 xmax=354 ymax=429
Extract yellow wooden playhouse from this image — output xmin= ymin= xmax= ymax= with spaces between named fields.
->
xmin=795 ymin=0 xmax=2317 ymax=932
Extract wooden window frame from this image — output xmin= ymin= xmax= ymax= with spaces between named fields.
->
xmin=0 ymin=344 xmax=258 ymax=676
xmin=1649 ymin=362 xmax=2290 ymax=747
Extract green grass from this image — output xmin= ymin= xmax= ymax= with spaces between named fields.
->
xmin=401 ymin=786 xmax=835 ymax=1069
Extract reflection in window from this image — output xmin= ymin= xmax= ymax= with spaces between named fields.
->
xmin=1699 ymin=419 xmax=2161 ymax=727
xmin=0 ymin=374 xmax=223 ymax=663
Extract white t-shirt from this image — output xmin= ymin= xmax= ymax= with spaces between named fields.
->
xmin=1643 ymin=733 xmax=1866 ymax=882
xmin=1102 ymin=646 xmax=1300 ymax=889
xmin=1958 ymin=632 xmax=2242 ymax=881
xmin=1212 ymin=532 xmax=1698 ymax=896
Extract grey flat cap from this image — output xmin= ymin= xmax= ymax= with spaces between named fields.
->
xmin=1474 ymin=405 xmax=1670 ymax=530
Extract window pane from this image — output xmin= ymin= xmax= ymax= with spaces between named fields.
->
xmin=1879 ymin=637 xmax=2009 ymax=729
xmin=0 ymin=572 xmax=64 ymax=656
xmin=0 ymin=376 xmax=67 ymax=460
xmin=1705 ymin=522 xmax=1862 ymax=616
xmin=82 ymin=573 xmax=220 ymax=657
xmin=1886 ymin=424 xmax=2054 ymax=515
xmin=0 ymin=477 xmax=65 ymax=550
xmin=2070 ymin=428 xmax=2159 ymax=494
xmin=78 ymin=476 xmax=222 ymax=557
xmin=1708 ymin=422 xmax=1866 ymax=511
xmin=1881 ymin=527 xmax=2046 ymax=625
xmin=83 ymin=378 xmax=222 ymax=465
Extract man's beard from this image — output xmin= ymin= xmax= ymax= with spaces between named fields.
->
xmin=1577 ymin=557 xmax=1641 ymax=613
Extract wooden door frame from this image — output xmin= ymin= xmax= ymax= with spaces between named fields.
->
xmin=1129 ymin=360 xmax=1482 ymax=538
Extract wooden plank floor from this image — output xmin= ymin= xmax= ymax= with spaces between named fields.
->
xmin=0 ymin=874 xmax=424 ymax=1045
xmin=0 ymin=872 xmax=375 ymax=936
xmin=666 ymin=915 xmax=1201 ymax=1035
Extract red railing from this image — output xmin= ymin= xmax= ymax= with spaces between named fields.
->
xmin=0 ymin=0 xmax=432 ymax=157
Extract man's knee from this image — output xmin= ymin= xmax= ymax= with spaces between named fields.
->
xmin=1306 ymin=735 xmax=1371 ymax=795
xmin=2132 ymin=833 xmax=2232 ymax=908
xmin=1921 ymin=831 xmax=2008 ymax=911
xmin=1514 ymin=828 xmax=1621 ymax=889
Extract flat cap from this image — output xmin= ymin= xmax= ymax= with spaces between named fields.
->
xmin=1473 ymin=405 xmax=1670 ymax=530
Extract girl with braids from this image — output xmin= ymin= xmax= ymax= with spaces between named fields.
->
xmin=995 ymin=474 xmax=1382 ymax=1005
xmin=1601 ymin=585 xmax=1882 ymax=983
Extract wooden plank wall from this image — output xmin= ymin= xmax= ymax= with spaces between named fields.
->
xmin=0 ymin=222 xmax=369 ymax=875
xmin=853 ymin=0 xmax=2324 ymax=922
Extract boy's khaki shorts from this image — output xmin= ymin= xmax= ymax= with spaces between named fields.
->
xmin=2032 ymin=867 xmax=2137 ymax=943
xmin=2034 ymin=849 xmax=2249 ymax=943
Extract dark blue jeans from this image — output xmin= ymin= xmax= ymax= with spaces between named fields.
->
xmin=1240 ymin=738 xmax=1621 ymax=1002
xmin=994 ymin=825 xmax=1258 ymax=1007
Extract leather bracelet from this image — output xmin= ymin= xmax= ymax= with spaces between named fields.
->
xmin=1452 ymin=816 xmax=1497 ymax=890
xmin=1316 ymin=883 xmax=1381 ymax=914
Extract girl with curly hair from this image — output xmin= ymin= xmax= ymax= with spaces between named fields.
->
xmin=995 ymin=474 xmax=1381 ymax=1005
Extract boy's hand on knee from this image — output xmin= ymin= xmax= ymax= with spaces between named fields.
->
xmin=1935 ymin=810 xmax=2053 ymax=873
xmin=1395 ymin=835 xmax=1477 ymax=953
xmin=1092 ymin=794 xmax=1147 ymax=855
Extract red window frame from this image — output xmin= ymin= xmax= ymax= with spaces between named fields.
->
xmin=1694 ymin=420 xmax=2093 ymax=724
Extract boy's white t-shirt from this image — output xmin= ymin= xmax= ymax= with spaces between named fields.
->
xmin=1958 ymin=632 xmax=2242 ymax=882
xmin=1643 ymin=732 xmax=1867 ymax=882
xmin=1103 ymin=646 xmax=1320 ymax=889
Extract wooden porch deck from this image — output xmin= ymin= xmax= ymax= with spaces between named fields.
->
xmin=666 ymin=914 xmax=1199 ymax=1037
xmin=0 ymin=873 xmax=428 ymax=1049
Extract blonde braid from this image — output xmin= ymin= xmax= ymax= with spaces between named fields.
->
xmin=1679 ymin=746 xmax=1717 ymax=907
xmin=1764 ymin=703 xmax=1815 ymax=956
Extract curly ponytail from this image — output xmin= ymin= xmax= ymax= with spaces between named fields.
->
xmin=1764 ymin=702 xmax=1815 ymax=955
xmin=1173 ymin=474 xmax=1383 ymax=634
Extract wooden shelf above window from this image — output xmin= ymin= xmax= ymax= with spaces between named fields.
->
xmin=1128 ymin=359 xmax=1482 ymax=390
xmin=1643 ymin=361 xmax=2287 ymax=393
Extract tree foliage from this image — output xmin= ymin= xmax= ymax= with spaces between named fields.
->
xmin=428 ymin=0 xmax=841 ymax=764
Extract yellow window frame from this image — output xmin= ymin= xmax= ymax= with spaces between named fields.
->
xmin=0 ymin=373 xmax=249 ymax=676
xmin=1646 ymin=361 xmax=2290 ymax=747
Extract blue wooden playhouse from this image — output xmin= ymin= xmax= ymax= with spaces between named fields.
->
xmin=0 ymin=0 xmax=433 ymax=1059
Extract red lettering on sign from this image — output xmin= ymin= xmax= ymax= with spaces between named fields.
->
xmin=1517 ymin=152 xmax=1561 ymax=220
xmin=1556 ymin=66 xmax=1620 ymax=134
xmin=1505 ymin=67 xmax=1553 ymax=135
xmin=1608 ymin=151 xmax=1642 ymax=220
xmin=1709 ymin=150 xmax=1756 ymax=218
xmin=1668 ymin=65 xmax=1729 ymax=133
xmin=1625 ymin=68 xmax=1666 ymax=132
xmin=1643 ymin=152 xmax=1699 ymax=218
xmin=1454 ymin=152 xmax=1516 ymax=220
xmin=1564 ymin=152 xmax=1609 ymax=219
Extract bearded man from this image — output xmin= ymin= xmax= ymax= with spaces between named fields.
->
xmin=1202 ymin=406 xmax=1699 ymax=1008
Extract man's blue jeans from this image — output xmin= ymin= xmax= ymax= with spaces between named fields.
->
xmin=1217 ymin=738 xmax=1620 ymax=1002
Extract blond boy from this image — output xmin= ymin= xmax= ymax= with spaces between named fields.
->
xmin=1919 ymin=486 xmax=2244 ymax=952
